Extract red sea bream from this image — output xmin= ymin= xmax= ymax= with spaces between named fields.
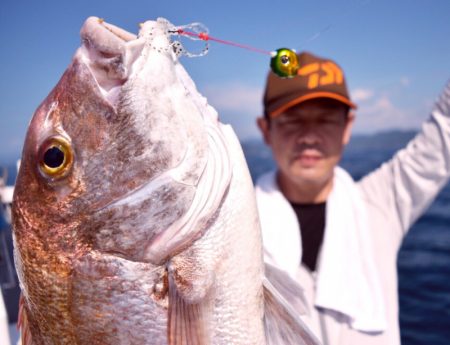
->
xmin=12 ymin=17 xmax=320 ymax=345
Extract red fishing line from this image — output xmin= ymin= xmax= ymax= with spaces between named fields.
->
xmin=176 ymin=29 xmax=272 ymax=56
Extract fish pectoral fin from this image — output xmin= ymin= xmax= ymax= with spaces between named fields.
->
xmin=167 ymin=272 xmax=211 ymax=345
xmin=18 ymin=294 xmax=34 ymax=345
xmin=265 ymin=262 xmax=309 ymax=315
xmin=263 ymin=273 xmax=321 ymax=345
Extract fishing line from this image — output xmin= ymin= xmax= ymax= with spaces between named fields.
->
xmin=169 ymin=0 xmax=371 ymax=78
xmin=300 ymin=0 xmax=371 ymax=47
xmin=169 ymin=25 xmax=295 ymax=78
xmin=171 ymin=28 xmax=272 ymax=56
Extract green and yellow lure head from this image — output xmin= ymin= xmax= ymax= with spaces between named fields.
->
xmin=270 ymin=48 xmax=299 ymax=78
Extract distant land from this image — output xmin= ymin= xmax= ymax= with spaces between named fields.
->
xmin=0 ymin=129 xmax=418 ymax=185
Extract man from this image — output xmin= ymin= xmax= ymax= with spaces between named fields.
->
xmin=255 ymin=51 xmax=450 ymax=345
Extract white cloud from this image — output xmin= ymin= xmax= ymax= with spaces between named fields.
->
xmin=351 ymin=88 xmax=374 ymax=102
xmin=400 ymin=76 xmax=411 ymax=87
xmin=201 ymin=82 xmax=263 ymax=116
xmin=350 ymin=77 xmax=434 ymax=133
xmin=353 ymin=93 xmax=425 ymax=133
xmin=198 ymin=79 xmax=431 ymax=139
xmin=199 ymin=82 xmax=264 ymax=140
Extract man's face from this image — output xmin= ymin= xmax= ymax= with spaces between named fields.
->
xmin=258 ymin=98 xmax=354 ymax=188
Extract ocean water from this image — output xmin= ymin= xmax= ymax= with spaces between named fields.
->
xmin=242 ymin=131 xmax=450 ymax=345
xmin=1 ymin=130 xmax=449 ymax=344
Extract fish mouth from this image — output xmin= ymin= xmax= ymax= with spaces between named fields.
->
xmin=78 ymin=17 xmax=144 ymax=106
xmin=88 ymin=17 xmax=137 ymax=43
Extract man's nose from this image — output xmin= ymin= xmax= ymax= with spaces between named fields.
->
xmin=296 ymin=124 xmax=320 ymax=144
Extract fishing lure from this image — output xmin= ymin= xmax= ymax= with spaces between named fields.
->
xmin=169 ymin=23 xmax=299 ymax=78
xmin=270 ymin=48 xmax=299 ymax=78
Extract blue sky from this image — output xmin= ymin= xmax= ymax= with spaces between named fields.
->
xmin=1 ymin=0 xmax=450 ymax=161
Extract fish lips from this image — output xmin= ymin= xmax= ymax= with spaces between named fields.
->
xmin=78 ymin=17 xmax=145 ymax=107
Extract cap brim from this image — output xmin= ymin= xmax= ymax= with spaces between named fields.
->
xmin=270 ymin=91 xmax=357 ymax=117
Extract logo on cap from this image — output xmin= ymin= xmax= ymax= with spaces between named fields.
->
xmin=298 ymin=62 xmax=343 ymax=89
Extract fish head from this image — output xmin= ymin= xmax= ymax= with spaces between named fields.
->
xmin=12 ymin=17 xmax=227 ymax=267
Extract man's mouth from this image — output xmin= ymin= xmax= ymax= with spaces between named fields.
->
xmin=294 ymin=151 xmax=323 ymax=167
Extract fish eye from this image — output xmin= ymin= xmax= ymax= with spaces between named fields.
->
xmin=38 ymin=136 xmax=73 ymax=178
xmin=270 ymin=48 xmax=299 ymax=78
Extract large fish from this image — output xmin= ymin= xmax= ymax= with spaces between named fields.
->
xmin=12 ymin=17 xmax=319 ymax=345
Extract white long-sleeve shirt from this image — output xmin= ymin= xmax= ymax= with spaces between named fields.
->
xmin=0 ymin=291 xmax=12 ymax=345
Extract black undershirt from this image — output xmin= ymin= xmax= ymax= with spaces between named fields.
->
xmin=289 ymin=202 xmax=326 ymax=272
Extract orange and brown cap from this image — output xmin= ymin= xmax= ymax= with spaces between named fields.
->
xmin=263 ymin=51 xmax=357 ymax=117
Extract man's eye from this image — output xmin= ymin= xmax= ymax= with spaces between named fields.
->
xmin=280 ymin=120 xmax=301 ymax=127
xmin=319 ymin=117 xmax=339 ymax=124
